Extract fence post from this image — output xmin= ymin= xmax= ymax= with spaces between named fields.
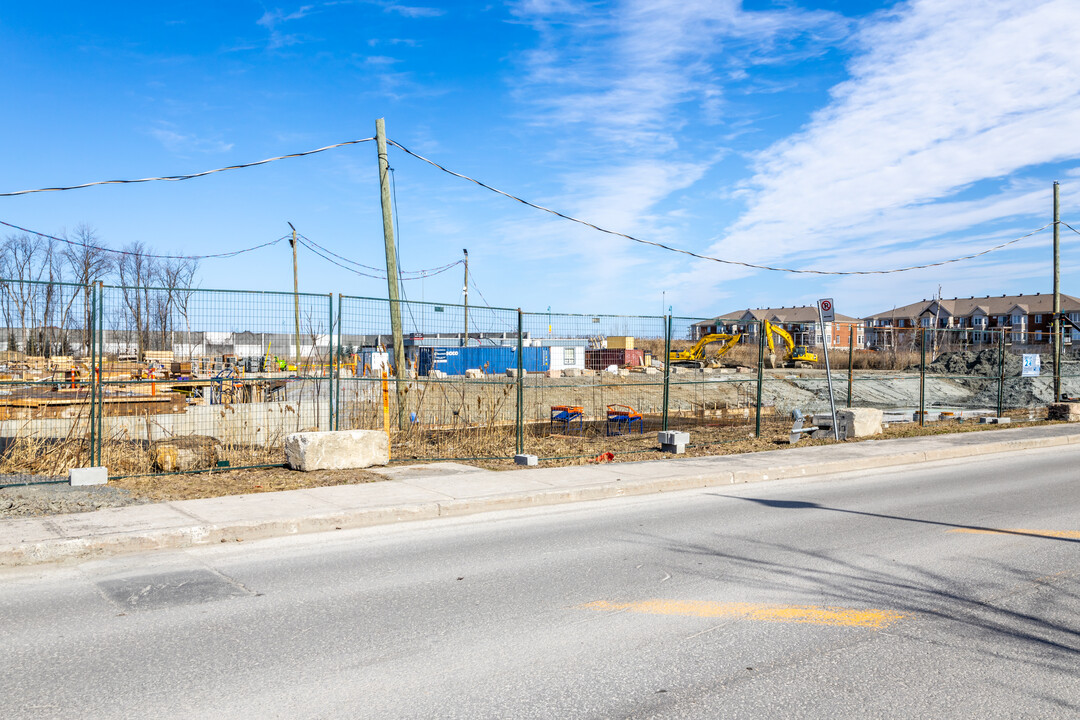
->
xmin=755 ymin=321 xmax=765 ymax=438
xmin=335 ymin=294 xmax=343 ymax=431
xmin=919 ymin=327 xmax=926 ymax=427
xmin=662 ymin=315 xmax=671 ymax=431
xmin=997 ymin=329 xmax=1005 ymax=417
xmin=96 ymin=281 xmax=104 ymax=467
xmin=516 ymin=309 xmax=524 ymax=455
xmin=327 ymin=293 xmax=334 ymax=431
xmin=847 ymin=325 xmax=854 ymax=408
xmin=88 ymin=281 xmax=97 ymax=467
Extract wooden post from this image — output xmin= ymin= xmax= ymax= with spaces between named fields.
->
xmin=288 ymin=223 xmax=301 ymax=373
xmin=376 ymin=118 xmax=407 ymax=428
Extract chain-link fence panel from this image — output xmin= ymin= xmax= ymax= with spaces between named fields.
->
xmin=0 ymin=279 xmax=94 ymax=485
xmin=337 ymin=296 xmax=521 ymax=461
xmin=97 ymin=285 xmax=335 ymax=476
xmin=517 ymin=312 xmax=666 ymax=461
xmin=667 ymin=317 xmax=779 ymax=449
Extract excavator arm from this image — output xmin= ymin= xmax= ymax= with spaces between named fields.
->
xmin=668 ymin=333 xmax=742 ymax=368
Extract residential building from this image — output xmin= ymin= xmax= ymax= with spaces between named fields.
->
xmin=863 ymin=293 xmax=1080 ymax=349
xmin=693 ymin=306 xmax=865 ymax=349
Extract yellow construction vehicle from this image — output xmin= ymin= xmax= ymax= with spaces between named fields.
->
xmin=763 ymin=320 xmax=818 ymax=367
xmin=668 ymin=333 xmax=742 ymax=369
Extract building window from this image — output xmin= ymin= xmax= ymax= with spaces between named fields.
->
xmin=1034 ymin=314 xmax=1042 ymax=323
xmin=563 ymin=347 xmax=576 ymax=365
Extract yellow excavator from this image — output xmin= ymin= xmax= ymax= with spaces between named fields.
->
xmin=764 ymin=320 xmax=818 ymax=368
xmin=668 ymin=333 xmax=742 ymax=369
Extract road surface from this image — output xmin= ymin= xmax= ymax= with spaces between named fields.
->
xmin=3 ymin=446 xmax=1078 ymax=718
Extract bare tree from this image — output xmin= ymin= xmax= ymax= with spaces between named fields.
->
xmin=62 ymin=224 xmax=114 ymax=354
xmin=116 ymin=242 xmax=157 ymax=359
xmin=153 ymin=256 xmax=199 ymax=352
xmin=0 ymin=233 xmax=65 ymax=355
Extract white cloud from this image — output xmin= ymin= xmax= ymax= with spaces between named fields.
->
xmin=384 ymin=5 xmax=444 ymax=18
xmin=715 ymin=0 xmax=1080 ymax=270
xmin=149 ymin=126 xmax=234 ymax=155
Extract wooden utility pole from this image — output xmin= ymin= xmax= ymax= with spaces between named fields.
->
xmin=376 ymin=118 xmax=406 ymax=427
xmin=287 ymin=222 xmax=301 ymax=372
xmin=1053 ymin=181 xmax=1061 ymax=401
xmin=462 ymin=248 xmax=469 ymax=347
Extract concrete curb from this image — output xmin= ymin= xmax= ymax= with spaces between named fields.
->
xmin=3 ymin=427 xmax=1079 ymax=567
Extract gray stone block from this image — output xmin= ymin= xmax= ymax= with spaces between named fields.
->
xmin=836 ymin=408 xmax=883 ymax=438
xmin=658 ymin=430 xmax=689 ymax=454
xmin=514 ymin=454 xmax=538 ymax=466
xmin=979 ymin=416 xmax=1011 ymax=424
xmin=285 ymin=430 xmax=390 ymax=472
xmin=70 ymin=467 xmax=108 ymax=486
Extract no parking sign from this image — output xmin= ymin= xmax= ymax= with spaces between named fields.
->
xmin=818 ymin=298 xmax=835 ymax=323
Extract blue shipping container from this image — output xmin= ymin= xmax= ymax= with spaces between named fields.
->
xmin=417 ymin=346 xmax=550 ymax=376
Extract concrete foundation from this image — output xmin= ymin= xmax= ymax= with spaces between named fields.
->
xmin=285 ymin=430 xmax=389 ymax=472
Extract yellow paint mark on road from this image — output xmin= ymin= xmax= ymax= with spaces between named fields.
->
xmin=579 ymin=600 xmax=904 ymax=629
xmin=948 ymin=528 xmax=1080 ymax=539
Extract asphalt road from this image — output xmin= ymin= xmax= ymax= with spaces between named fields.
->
xmin=2 ymin=446 xmax=1078 ymax=719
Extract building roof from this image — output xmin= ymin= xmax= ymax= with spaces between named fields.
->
xmin=864 ymin=293 xmax=1080 ymax=321
xmin=698 ymin=306 xmax=859 ymax=326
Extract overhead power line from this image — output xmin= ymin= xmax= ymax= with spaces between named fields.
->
xmin=0 ymin=138 xmax=375 ymax=197
xmin=387 ymin=139 xmax=1058 ymax=276
xmin=296 ymin=234 xmax=462 ymax=280
xmin=0 ymin=218 xmax=287 ymax=260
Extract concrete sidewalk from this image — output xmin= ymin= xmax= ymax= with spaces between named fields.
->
xmin=3 ymin=424 xmax=1079 ymax=567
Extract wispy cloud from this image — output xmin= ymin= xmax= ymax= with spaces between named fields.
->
xmin=256 ymin=4 xmax=316 ymax=49
xmin=498 ymin=0 xmax=848 ymax=310
xmin=384 ymin=5 xmax=444 ymax=18
xmin=714 ymin=0 xmax=1080 ymax=275
xmin=149 ymin=125 xmax=234 ymax=155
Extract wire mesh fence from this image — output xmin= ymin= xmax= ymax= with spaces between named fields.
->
xmin=2 ymin=278 xmax=1078 ymax=486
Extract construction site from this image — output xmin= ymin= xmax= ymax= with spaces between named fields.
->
xmin=0 ymin=277 xmax=1076 ymax=485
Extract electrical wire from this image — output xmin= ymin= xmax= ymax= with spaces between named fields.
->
xmin=295 ymin=235 xmax=461 ymax=281
xmin=0 ymin=138 xmax=376 ymax=197
xmin=1061 ymin=220 xmax=1080 ymax=236
xmin=0 ymin=218 xmax=287 ymax=260
xmin=297 ymin=233 xmax=461 ymax=277
xmin=387 ymin=139 xmax=1058 ymax=276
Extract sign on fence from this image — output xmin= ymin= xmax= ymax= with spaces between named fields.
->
xmin=1022 ymin=354 xmax=1041 ymax=377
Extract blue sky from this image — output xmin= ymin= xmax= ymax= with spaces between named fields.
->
xmin=1 ymin=0 xmax=1078 ymax=319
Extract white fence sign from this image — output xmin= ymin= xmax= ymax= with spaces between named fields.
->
xmin=1022 ymin=354 xmax=1040 ymax=377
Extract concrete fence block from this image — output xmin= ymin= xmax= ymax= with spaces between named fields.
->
xmin=286 ymin=430 xmax=390 ymax=472
xmin=464 ymin=369 xmax=483 ymax=379
xmin=69 ymin=467 xmax=108 ymax=486
xmin=514 ymin=454 xmax=538 ymax=466
xmin=836 ymin=408 xmax=883 ymax=438
xmin=563 ymin=368 xmax=582 ymax=377
xmin=546 ymin=369 xmax=562 ymax=379
xmin=658 ymin=431 xmax=689 ymax=454
xmin=1048 ymin=402 xmax=1080 ymax=421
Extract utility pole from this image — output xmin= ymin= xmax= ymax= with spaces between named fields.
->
xmin=1053 ymin=180 xmax=1061 ymax=401
xmin=287 ymin=222 xmax=301 ymax=373
xmin=376 ymin=118 xmax=406 ymax=428
xmin=462 ymin=248 xmax=469 ymax=347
